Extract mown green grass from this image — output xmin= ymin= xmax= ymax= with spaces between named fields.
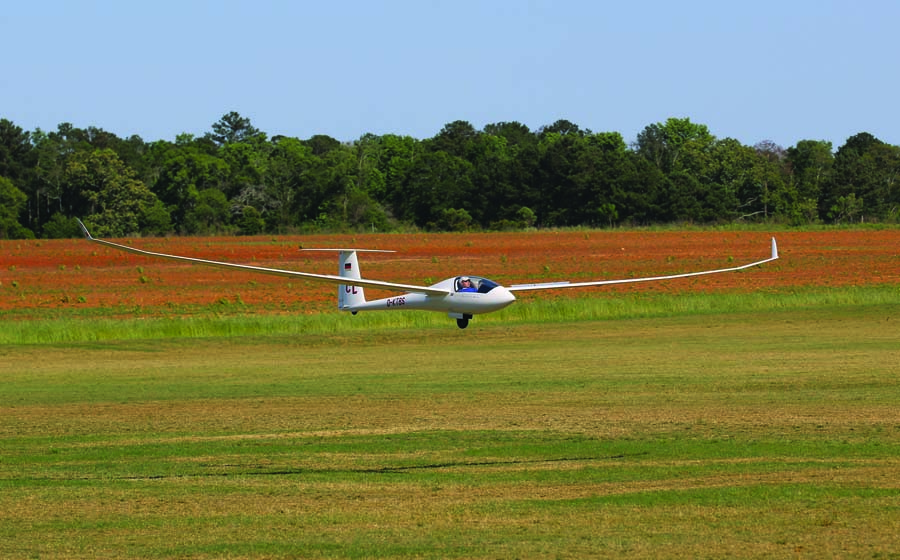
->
xmin=2 ymin=291 xmax=900 ymax=558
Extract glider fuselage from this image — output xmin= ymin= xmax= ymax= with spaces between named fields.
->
xmin=345 ymin=278 xmax=516 ymax=315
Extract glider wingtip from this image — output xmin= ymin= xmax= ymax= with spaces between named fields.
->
xmin=75 ymin=218 xmax=93 ymax=240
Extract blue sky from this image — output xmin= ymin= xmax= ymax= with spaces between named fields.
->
xmin=2 ymin=0 xmax=897 ymax=149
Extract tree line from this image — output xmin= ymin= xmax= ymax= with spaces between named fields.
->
xmin=1 ymin=111 xmax=898 ymax=239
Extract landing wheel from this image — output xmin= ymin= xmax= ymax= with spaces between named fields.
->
xmin=456 ymin=318 xmax=469 ymax=329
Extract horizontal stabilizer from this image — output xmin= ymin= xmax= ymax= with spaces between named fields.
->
xmin=302 ymin=249 xmax=396 ymax=254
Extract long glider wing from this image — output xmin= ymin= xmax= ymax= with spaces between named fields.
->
xmin=76 ymin=220 xmax=450 ymax=296
xmin=508 ymin=238 xmax=779 ymax=292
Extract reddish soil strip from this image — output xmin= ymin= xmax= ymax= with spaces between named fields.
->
xmin=2 ymin=230 xmax=898 ymax=316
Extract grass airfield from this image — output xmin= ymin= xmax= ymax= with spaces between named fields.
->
xmin=2 ymin=293 xmax=900 ymax=558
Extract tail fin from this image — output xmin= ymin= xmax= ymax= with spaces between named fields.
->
xmin=338 ymin=250 xmax=366 ymax=310
xmin=302 ymin=248 xmax=393 ymax=311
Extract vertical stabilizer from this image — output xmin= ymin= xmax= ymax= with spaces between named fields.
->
xmin=338 ymin=250 xmax=366 ymax=310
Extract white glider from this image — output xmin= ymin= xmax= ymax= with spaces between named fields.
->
xmin=77 ymin=219 xmax=778 ymax=328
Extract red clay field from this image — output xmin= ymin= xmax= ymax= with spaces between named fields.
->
xmin=2 ymin=229 xmax=899 ymax=319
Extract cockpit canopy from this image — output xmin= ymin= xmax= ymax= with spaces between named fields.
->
xmin=455 ymin=276 xmax=500 ymax=293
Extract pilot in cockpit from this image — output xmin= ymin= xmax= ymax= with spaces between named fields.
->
xmin=457 ymin=276 xmax=478 ymax=292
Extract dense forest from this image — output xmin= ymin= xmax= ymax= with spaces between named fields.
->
xmin=1 ymin=112 xmax=898 ymax=239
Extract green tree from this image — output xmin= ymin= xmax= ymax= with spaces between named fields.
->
xmin=539 ymin=119 xmax=585 ymax=138
xmin=618 ymin=153 xmax=666 ymax=224
xmin=664 ymin=171 xmax=710 ymax=222
xmin=483 ymin=121 xmax=533 ymax=147
xmin=634 ymin=122 xmax=668 ymax=170
xmin=570 ymin=132 xmax=632 ymax=226
xmin=220 ymin=137 xmax=271 ymax=200
xmin=42 ymin=213 xmax=83 ymax=239
xmin=637 ymin=118 xmax=723 ymax=222
xmin=350 ymin=133 xmax=388 ymax=200
xmin=868 ymin=142 xmax=900 ymax=220
xmin=328 ymin=134 xmax=393 ymax=230
xmin=0 ymin=176 xmax=31 ymax=239
xmin=378 ymin=134 xmax=418 ymax=219
xmin=785 ymin=139 xmax=833 ymax=222
xmin=535 ymin=131 xmax=578 ymax=226
xmin=0 ymin=119 xmax=36 ymax=230
xmin=265 ymin=136 xmax=319 ymax=230
xmin=516 ymin=206 xmax=537 ymax=228
xmin=436 ymin=207 xmax=474 ymax=231
xmin=237 ymin=205 xmax=265 ymax=235
xmin=704 ymin=138 xmax=756 ymax=221
xmin=184 ymin=188 xmax=231 ymax=233
xmin=466 ymin=132 xmax=512 ymax=226
xmin=140 ymin=198 xmax=173 ymax=236
xmin=207 ymin=111 xmax=263 ymax=145
xmin=828 ymin=193 xmax=864 ymax=224
xmin=825 ymin=133 xmax=899 ymax=221
xmin=399 ymin=150 xmax=474 ymax=229
xmin=151 ymin=144 xmax=230 ymax=232
xmin=31 ymin=128 xmax=72 ymax=226
xmin=67 ymin=149 xmax=166 ymax=236
xmin=635 ymin=117 xmax=714 ymax=175
xmin=431 ymin=120 xmax=479 ymax=158
xmin=479 ymin=122 xmax=540 ymax=227
xmin=0 ymin=119 xmax=34 ymax=184
xmin=30 ymin=123 xmax=110 ymax=229
xmin=748 ymin=141 xmax=789 ymax=222
xmin=311 ymin=141 xmax=394 ymax=231
xmin=312 ymin=146 xmax=356 ymax=229
xmin=304 ymin=134 xmax=342 ymax=156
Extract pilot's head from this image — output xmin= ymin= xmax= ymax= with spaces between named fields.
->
xmin=461 ymin=276 xmax=471 ymax=284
